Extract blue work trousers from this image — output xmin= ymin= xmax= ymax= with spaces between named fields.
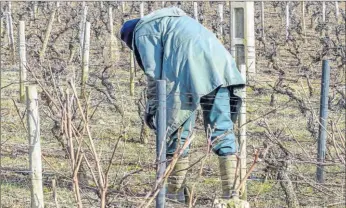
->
xmin=167 ymin=87 xmax=237 ymax=157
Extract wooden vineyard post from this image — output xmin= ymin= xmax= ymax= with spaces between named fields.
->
xmin=122 ymin=1 xmax=126 ymax=14
xmin=0 ymin=4 xmax=4 ymax=39
xmin=238 ymin=64 xmax=247 ymax=200
xmin=321 ymin=1 xmax=326 ymax=37
xmin=130 ymin=52 xmax=135 ymax=96
xmin=309 ymin=2 xmax=316 ymax=29
xmin=193 ymin=2 xmax=198 ymax=22
xmin=218 ymin=3 xmax=224 ymax=41
xmin=0 ymin=6 xmax=3 ymax=40
xmin=6 ymin=2 xmax=15 ymax=65
xmin=33 ymin=1 xmax=38 ymax=19
xmin=39 ymin=7 xmax=56 ymax=62
xmin=109 ymin=6 xmax=118 ymax=64
xmin=140 ymin=2 xmax=144 ymax=18
xmin=261 ymin=1 xmax=265 ymax=40
xmin=56 ymin=2 xmax=61 ymax=23
xmin=204 ymin=1 xmax=211 ymax=14
xmin=0 ymin=15 xmax=3 ymax=39
xmin=81 ymin=22 xmax=90 ymax=96
xmin=19 ymin=21 xmax=27 ymax=103
xmin=154 ymin=1 xmax=160 ymax=10
xmin=5 ymin=5 xmax=9 ymax=44
xmin=286 ymin=2 xmax=290 ymax=41
xmin=30 ymin=1 xmax=38 ymax=27
xmin=68 ymin=39 xmax=78 ymax=64
xmin=79 ymin=4 xmax=88 ymax=58
xmin=335 ymin=1 xmax=339 ymax=23
xmin=52 ymin=178 xmax=59 ymax=208
xmin=148 ymin=1 xmax=155 ymax=13
xmin=58 ymin=2 xmax=62 ymax=23
xmin=322 ymin=2 xmax=326 ymax=23
xmin=302 ymin=1 xmax=306 ymax=43
xmin=120 ymin=16 xmax=126 ymax=52
xmin=26 ymin=85 xmax=45 ymax=208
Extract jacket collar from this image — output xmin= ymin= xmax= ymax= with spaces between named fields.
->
xmin=131 ymin=7 xmax=186 ymax=50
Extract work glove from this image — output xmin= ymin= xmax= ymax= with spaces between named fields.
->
xmin=144 ymin=103 xmax=156 ymax=130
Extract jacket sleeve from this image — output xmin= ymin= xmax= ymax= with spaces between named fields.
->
xmin=135 ymin=34 xmax=163 ymax=115
xmin=146 ymin=76 xmax=157 ymax=115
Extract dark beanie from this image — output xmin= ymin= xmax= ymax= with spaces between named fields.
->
xmin=120 ymin=18 xmax=140 ymax=50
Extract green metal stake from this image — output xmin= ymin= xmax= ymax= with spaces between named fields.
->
xmin=316 ymin=60 xmax=330 ymax=183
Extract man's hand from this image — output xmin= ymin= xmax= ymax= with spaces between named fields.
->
xmin=144 ymin=112 xmax=156 ymax=130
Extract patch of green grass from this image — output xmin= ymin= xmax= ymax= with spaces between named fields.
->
xmin=203 ymin=177 xmax=218 ymax=186
xmin=248 ymin=181 xmax=275 ymax=195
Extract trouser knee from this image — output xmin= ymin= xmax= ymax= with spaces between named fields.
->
xmin=166 ymin=137 xmax=191 ymax=157
xmin=211 ymin=133 xmax=237 ymax=156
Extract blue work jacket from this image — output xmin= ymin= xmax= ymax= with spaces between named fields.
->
xmin=132 ymin=7 xmax=246 ymax=137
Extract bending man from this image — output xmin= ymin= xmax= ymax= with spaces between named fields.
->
xmin=120 ymin=7 xmax=245 ymax=200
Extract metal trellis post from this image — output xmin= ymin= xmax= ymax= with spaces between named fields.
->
xmin=156 ymin=80 xmax=167 ymax=208
xmin=238 ymin=64 xmax=247 ymax=199
xmin=316 ymin=60 xmax=330 ymax=183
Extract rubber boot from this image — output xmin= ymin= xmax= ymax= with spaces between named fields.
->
xmin=218 ymin=154 xmax=238 ymax=199
xmin=167 ymin=156 xmax=189 ymax=202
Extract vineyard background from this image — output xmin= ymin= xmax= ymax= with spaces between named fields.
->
xmin=0 ymin=1 xmax=345 ymax=208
